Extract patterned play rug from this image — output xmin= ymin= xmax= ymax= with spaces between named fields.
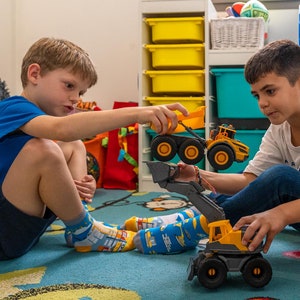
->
xmin=1 ymin=189 xmax=299 ymax=300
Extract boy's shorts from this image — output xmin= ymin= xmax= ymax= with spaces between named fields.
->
xmin=0 ymin=189 xmax=57 ymax=260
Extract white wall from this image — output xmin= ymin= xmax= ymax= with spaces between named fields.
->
xmin=0 ymin=0 xmax=299 ymax=109
xmin=2 ymin=0 xmax=139 ymax=110
xmin=0 ymin=0 xmax=15 ymax=95
xmin=268 ymin=9 xmax=298 ymax=42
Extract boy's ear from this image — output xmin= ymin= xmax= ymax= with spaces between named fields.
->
xmin=27 ymin=63 xmax=41 ymax=84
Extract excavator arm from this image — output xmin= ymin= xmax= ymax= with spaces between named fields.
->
xmin=146 ymin=161 xmax=225 ymax=223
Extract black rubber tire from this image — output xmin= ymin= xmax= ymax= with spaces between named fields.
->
xmin=178 ymin=138 xmax=205 ymax=165
xmin=197 ymin=257 xmax=227 ymax=289
xmin=207 ymin=144 xmax=234 ymax=170
xmin=242 ymin=256 xmax=273 ymax=288
xmin=151 ymin=135 xmax=177 ymax=162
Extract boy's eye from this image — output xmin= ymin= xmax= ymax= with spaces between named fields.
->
xmin=65 ymin=82 xmax=74 ymax=89
xmin=266 ymin=89 xmax=275 ymax=96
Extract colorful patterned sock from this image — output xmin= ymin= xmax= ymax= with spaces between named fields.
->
xmin=122 ymin=207 xmax=200 ymax=232
xmin=65 ymin=201 xmax=120 ymax=247
xmin=133 ymin=215 xmax=208 ymax=254
xmin=64 ymin=210 xmax=136 ymax=252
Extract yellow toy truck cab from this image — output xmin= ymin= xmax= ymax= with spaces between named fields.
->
xmin=206 ymin=124 xmax=250 ymax=170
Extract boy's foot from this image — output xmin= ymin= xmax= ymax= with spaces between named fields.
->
xmin=123 ymin=207 xmax=199 ymax=232
xmin=133 ymin=215 xmax=208 ymax=254
xmin=64 ymin=221 xmax=120 ymax=247
xmin=73 ymin=221 xmax=136 ymax=252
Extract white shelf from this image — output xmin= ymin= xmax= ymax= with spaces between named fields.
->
xmin=208 ymin=49 xmax=258 ymax=66
xmin=141 ymin=0 xmax=205 ymax=14
xmin=138 ymin=0 xmax=258 ymax=192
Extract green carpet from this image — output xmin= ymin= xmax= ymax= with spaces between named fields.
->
xmin=0 ymin=189 xmax=299 ymax=299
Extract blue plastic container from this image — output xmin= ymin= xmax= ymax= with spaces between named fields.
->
xmin=219 ymin=129 xmax=266 ymax=173
xmin=211 ymin=68 xmax=266 ymax=119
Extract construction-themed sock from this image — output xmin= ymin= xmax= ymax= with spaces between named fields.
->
xmin=65 ymin=201 xmax=121 ymax=247
xmin=122 ymin=207 xmax=200 ymax=232
xmin=133 ymin=215 xmax=208 ymax=254
xmin=64 ymin=210 xmax=136 ymax=252
xmin=82 ymin=200 xmax=119 ymax=228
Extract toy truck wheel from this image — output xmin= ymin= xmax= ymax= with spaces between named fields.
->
xmin=207 ymin=144 xmax=234 ymax=170
xmin=151 ymin=136 xmax=177 ymax=162
xmin=178 ymin=139 xmax=205 ymax=165
xmin=242 ymin=256 xmax=272 ymax=288
xmin=197 ymin=257 xmax=227 ymax=289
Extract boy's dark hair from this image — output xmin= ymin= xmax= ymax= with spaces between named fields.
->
xmin=245 ymin=39 xmax=300 ymax=86
xmin=21 ymin=37 xmax=98 ymax=88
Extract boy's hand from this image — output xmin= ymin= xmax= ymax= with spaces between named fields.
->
xmin=74 ymin=174 xmax=96 ymax=203
xmin=176 ymin=162 xmax=197 ymax=182
xmin=233 ymin=208 xmax=286 ymax=253
xmin=138 ymin=103 xmax=189 ymax=134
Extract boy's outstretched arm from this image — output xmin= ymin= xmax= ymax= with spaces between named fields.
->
xmin=233 ymin=199 xmax=300 ymax=253
xmin=20 ymin=103 xmax=189 ymax=142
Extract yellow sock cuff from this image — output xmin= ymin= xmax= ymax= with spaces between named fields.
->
xmin=200 ymin=215 xmax=209 ymax=234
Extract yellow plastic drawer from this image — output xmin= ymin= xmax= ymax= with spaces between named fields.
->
xmin=144 ymin=70 xmax=205 ymax=94
xmin=144 ymin=17 xmax=205 ymax=43
xmin=145 ymin=96 xmax=205 ymax=113
xmin=145 ymin=44 xmax=205 ymax=69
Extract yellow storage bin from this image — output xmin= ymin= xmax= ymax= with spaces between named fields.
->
xmin=144 ymin=70 xmax=205 ymax=95
xmin=144 ymin=17 xmax=205 ymax=43
xmin=144 ymin=44 xmax=205 ymax=69
xmin=145 ymin=96 xmax=205 ymax=112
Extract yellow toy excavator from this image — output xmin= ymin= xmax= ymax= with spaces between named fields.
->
xmin=146 ymin=161 xmax=272 ymax=289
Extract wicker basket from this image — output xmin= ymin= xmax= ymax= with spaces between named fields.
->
xmin=210 ymin=17 xmax=265 ymax=50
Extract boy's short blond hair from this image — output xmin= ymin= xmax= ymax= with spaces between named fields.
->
xmin=21 ymin=37 xmax=98 ymax=88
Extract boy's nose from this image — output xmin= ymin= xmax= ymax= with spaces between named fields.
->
xmin=258 ymin=96 xmax=268 ymax=109
xmin=69 ymin=96 xmax=80 ymax=104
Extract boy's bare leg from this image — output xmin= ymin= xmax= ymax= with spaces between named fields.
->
xmin=2 ymin=138 xmax=83 ymax=220
xmin=57 ymin=140 xmax=88 ymax=182
xmin=2 ymin=138 xmax=135 ymax=252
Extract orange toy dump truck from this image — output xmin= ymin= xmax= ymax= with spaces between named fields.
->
xmin=150 ymin=107 xmax=249 ymax=170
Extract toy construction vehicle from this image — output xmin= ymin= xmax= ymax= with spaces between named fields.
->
xmin=150 ymin=109 xmax=249 ymax=170
xmin=146 ymin=161 xmax=272 ymax=289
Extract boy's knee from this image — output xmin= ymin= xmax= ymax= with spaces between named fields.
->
xmin=260 ymin=164 xmax=300 ymax=184
xmin=26 ymin=138 xmax=65 ymax=165
xmin=57 ymin=140 xmax=86 ymax=159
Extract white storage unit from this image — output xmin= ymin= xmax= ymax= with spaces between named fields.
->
xmin=138 ymin=0 xmax=262 ymax=192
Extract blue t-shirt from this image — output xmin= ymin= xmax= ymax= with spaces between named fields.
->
xmin=0 ymin=96 xmax=46 ymax=184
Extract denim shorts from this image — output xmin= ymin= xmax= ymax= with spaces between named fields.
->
xmin=0 ymin=189 xmax=56 ymax=260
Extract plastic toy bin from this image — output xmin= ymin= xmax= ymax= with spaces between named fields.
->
xmin=211 ymin=68 xmax=266 ymax=118
xmin=145 ymin=70 xmax=205 ymax=94
xmin=83 ymin=133 xmax=108 ymax=188
xmin=146 ymin=129 xmax=205 ymax=169
xmin=144 ymin=17 xmax=205 ymax=43
xmin=145 ymin=96 xmax=205 ymax=112
xmin=219 ymin=129 xmax=266 ymax=173
xmin=144 ymin=44 xmax=205 ymax=69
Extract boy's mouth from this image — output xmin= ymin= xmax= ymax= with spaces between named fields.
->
xmin=65 ymin=105 xmax=75 ymax=113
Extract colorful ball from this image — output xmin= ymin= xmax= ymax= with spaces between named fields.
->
xmin=232 ymin=2 xmax=246 ymax=17
xmin=240 ymin=0 xmax=269 ymax=22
